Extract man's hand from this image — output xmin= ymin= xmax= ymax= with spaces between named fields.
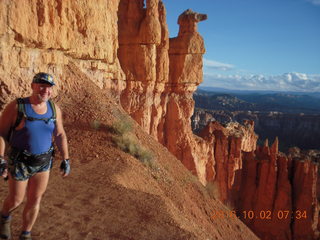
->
xmin=0 ymin=157 xmax=8 ymax=179
xmin=60 ymin=159 xmax=70 ymax=177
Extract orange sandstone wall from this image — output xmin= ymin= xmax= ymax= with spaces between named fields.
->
xmin=118 ymin=0 xmax=169 ymax=137
xmin=0 ymin=0 xmax=125 ymax=109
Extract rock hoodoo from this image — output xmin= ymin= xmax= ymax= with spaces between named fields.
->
xmin=118 ymin=4 xmax=216 ymax=185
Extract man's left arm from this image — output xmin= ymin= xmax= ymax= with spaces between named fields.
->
xmin=53 ymin=104 xmax=70 ymax=177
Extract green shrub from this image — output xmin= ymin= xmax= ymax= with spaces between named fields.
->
xmin=112 ymin=119 xmax=133 ymax=135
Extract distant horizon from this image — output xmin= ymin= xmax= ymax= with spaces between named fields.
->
xmin=198 ymin=85 xmax=320 ymax=95
xmin=200 ymin=71 xmax=320 ymax=93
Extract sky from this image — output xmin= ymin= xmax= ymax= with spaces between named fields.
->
xmin=162 ymin=0 xmax=320 ymax=92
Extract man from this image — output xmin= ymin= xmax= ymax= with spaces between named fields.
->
xmin=0 ymin=72 xmax=71 ymax=240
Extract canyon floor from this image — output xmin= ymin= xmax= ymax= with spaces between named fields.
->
xmin=0 ymin=65 xmax=259 ymax=240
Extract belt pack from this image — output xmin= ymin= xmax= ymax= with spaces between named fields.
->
xmin=10 ymin=147 xmax=54 ymax=167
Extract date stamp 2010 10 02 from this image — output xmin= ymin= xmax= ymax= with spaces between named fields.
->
xmin=211 ymin=209 xmax=307 ymax=220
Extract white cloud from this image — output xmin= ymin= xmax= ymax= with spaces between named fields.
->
xmin=203 ymin=58 xmax=234 ymax=71
xmin=306 ymin=0 xmax=320 ymax=5
xmin=202 ymin=72 xmax=320 ymax=92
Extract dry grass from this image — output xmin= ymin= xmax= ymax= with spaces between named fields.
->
xmin=111 ymin=120 xmax=155 ymax=167
xmin=90 ymin=120 xmax=101 ymax=130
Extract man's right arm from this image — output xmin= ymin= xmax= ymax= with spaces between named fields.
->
xmin=0 ymin=100 xmax=17 ymax=157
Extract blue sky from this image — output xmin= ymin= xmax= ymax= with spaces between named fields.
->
xmin=162 ymin=0 xmax=320 ymax=92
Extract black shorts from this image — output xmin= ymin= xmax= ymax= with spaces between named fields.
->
xmin=8 ymin=148 xmax=53 ymax=181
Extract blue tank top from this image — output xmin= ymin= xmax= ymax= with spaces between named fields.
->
xmin=10 ymin=98 xmax=55 ymax=154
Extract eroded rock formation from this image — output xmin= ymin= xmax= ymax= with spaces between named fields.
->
xmin=231 ymin=141 xmax=319 ymax=240
xmin=118 ymin=5 xmax=215 ymax=184
xmin=198 ymin=121 xmax=257 ymax=201
xmin=196 ymin=119 xmax=319 ymax=239
xmin=164 ymin=9 xmax=214 ymax=183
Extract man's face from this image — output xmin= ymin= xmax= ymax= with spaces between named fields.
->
xmin=31 ymin=83 xmax=53 ymax=102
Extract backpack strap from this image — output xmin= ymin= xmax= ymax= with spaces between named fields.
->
xmin=13 ymin=98 xmax=26 ymax=129
xmin=48 ymin=99 xmax=57 ymax=121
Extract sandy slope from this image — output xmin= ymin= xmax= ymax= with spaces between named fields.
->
xmin=0 ymin=64 xmax=259 ymax=240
